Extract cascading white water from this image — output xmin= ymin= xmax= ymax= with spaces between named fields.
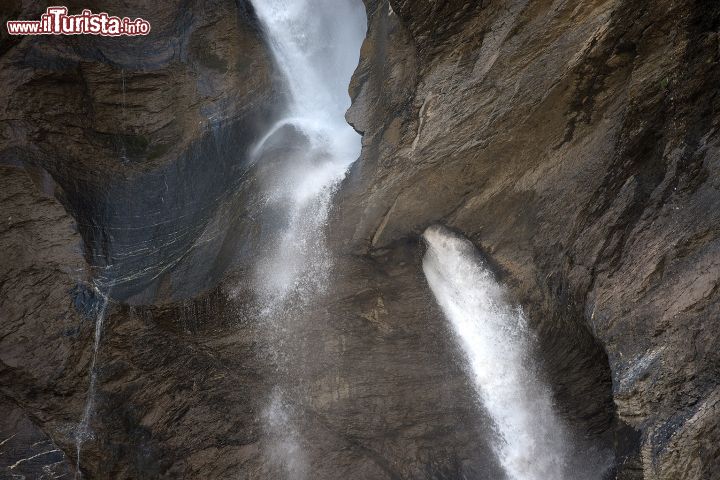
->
xmin=247 ymin=2 xmax=366 ymax=478
xmin=422 ymin=225 xmax=569 ymax=480
xmin=250 ymin=0 xmax=366 ymax=305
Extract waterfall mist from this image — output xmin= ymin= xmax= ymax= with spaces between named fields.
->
xmin=422 ymin=225 xmax=570 ymax=480
xmin=262 ymin=388 xmax=309 ymax=479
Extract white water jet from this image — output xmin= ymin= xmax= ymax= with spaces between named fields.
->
xmin=249 ymin=0 xmax=366 ymax=306
xmin=74 ymin=289 xmax=111 ymax=479
xmin=422 ymin=225 xmax=569 ymax=480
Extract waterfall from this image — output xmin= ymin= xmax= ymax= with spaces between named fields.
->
xmin=74 ymin=288 xmax=111 ymax=479
xmin=247 ymin=1 xmax=366 ymax=477
xmin=422 ymin=225 xmax=569 ymax=480
xmin=249 ymin=0 xmax=366 ymax=306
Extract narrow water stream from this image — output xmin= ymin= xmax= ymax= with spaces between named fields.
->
xmin=74 ymin=288 xmax=111 ymax=479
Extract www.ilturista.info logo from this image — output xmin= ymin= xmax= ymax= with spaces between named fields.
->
xmin=6 ymin=6 xmax=151 ymax=36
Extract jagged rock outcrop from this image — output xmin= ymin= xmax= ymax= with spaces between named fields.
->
xmin=334 ymin=0 xmax=720 ymax=478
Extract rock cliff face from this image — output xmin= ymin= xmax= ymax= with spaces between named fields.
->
xmin=0 ymin=0 xmax=280 ymax=476
xmin=0 ymin=0 xmax=278 ymax=303
xmin=1 ymin=0 xmax=718 ymax=479
xmin=335 ymin=0 xmax=720 ymax=478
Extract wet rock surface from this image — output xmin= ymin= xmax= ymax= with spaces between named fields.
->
xmin=1 ymin=0 xmax=719 ymax=479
